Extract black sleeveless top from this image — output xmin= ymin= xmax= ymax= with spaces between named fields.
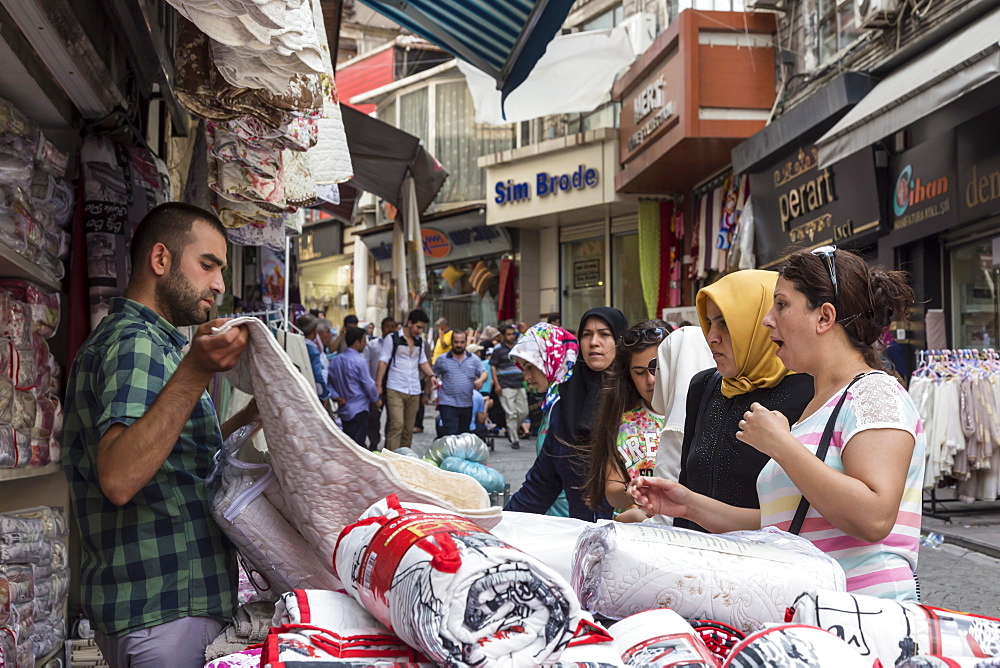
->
xmin=674 ymin=368 xmax=814 ymax=532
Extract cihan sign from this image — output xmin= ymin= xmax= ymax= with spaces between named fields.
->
xmin=889 ymin=132 xmax=956 ymax=235
xmin=494 ymin=165 xmax=600 ymax=205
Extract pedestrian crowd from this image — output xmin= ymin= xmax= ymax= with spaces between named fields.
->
xmin=58 ymin=201 xmax=927 ymax=665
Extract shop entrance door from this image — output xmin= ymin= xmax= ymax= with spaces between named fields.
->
xmin=561 ymin=237 xmax=606 ymax=328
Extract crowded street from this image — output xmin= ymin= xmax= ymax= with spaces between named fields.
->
xmin=5 ymin=0 xmax=1000 ymax=666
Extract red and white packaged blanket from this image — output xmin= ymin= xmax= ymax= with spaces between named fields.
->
xmin=607 ymin=609 xmax=721 ymax=667
xmin=789 ymin=590 xmax=1000 ymax=667
xmin=334 ymin=495 xmax=611 ymax=667
xmin=262 ymin=588 xmax=428 ymax=666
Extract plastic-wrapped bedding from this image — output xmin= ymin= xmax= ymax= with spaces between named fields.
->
xmin=0 ymin=425 xmax=31 ymax=469
xmin=0 ymin=280 xmax=60 ymax=338
xmin=722 ymin=624 xmax=872 ymax=667
xmin=571 ymin=524 xmax=846 ymax=633
xmin=607 ymin=609 xmax=721 ymax=667
xmin=4 ymin=507 xmax=66 ymax=540
xmin=0 ymin=571 xmax=9 ymax=626
xmin=334 ymin=495 xmax=611 ymax=667
xmin=263 ymin=589 xmax=426 ymax=663
xmin=897 ymin=658 xmax=1000 ymax=667
xmin=789 ymin=589 xmax=1000 ymax=666
xmin=423 ymin=433 xmax=490 ymax=465
xmin=0 ymin=516 xmax=46 ymax=563
xmin=209 ymin=423 xmax=341 ymax=599
xmin=490 ymin=511 xmax=601 ymax=584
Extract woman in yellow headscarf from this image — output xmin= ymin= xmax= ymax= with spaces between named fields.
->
xmin=673 ymin=270 xmax=815 ymax=532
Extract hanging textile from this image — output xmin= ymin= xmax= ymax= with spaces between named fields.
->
xmin=402 ymin=176 xmax=427 ymax=302
xmin=668 ymin=207 xmax=685 ymax=308
xmin=497 ymin=257 xmax=517 ymax=322
xmin=657 ymin=200 xmax=677 ymax=314
xmin=392 ymin=219 xmax=408 ymax=319
xmin=637 ymin=200 xmax=660 ymax=320
xmin=81 ymin=135 xmax=169 ymax=329
xmin=911 ymin=349 xmax=1000 ymax=501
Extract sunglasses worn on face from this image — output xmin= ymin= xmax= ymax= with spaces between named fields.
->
xmin=630 ymin=358 xmax=658 ymax=377
xmin=622 ymin=327 xmax=670 ymax=347
xmin=811 ymin=245 xmax=838 ymax=309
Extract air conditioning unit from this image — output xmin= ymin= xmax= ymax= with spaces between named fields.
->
xmin=855 ymin=0 xmax=899 ymax=29
xmin=619 ymin=12 xmax=657 ymax=56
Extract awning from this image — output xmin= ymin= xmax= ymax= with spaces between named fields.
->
xmin=357 ymin=0 xmax=575 ymax=104
xmin=340 ymin=104 xmax=448 ymax=213
xmin=816 ymin=7 xmax=1000 ymax=167
xmin=457 ymin=26 xmax=635 ymax=125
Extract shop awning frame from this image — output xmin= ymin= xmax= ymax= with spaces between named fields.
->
xmin=816 ymin=6 xmax=1000 ymax=168
xmin=357 ymin=0 xmax=575 ymax=103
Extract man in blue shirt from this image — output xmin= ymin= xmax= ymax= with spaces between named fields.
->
xmin=329 ymin=326 xmax=379 ymax=447
xmin=433 ymin=330 xmax=487 ymax=436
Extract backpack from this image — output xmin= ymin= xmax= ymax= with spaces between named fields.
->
xmin=382 ymin=332 xmax=422 ymax=393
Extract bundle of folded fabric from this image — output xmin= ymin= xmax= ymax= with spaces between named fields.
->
xmin=217 ymin=317 xmax=501 ymax=575
xmin=722 ymin=624 xmax=874 ymax=667
xmin=789 ymin=589 xmax=1000 ymax=666
xmin=572 ymin=524 xmax=846 ymax=633
xmin=205 ymin=600 xmax=276 ymax=661
xmin=334 ymin=496 xmax=611 ymax=667
xmin=261 ymin=589 xmax=427 ymax=664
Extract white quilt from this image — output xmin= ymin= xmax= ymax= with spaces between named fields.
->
xmin=789 ymin=589 xmax=1000 ymax=666
xmin=489 ymin=511 xmax=602 ymax=584
xmin=334 ymin=496 xmax=607 ymax=667
xmin=217 ymin=317 xmax=500 ymax=574
xmin=572 ymin=524 xmax=845 ymax=633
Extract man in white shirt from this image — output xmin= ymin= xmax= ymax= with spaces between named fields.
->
xmin=375 ymin=309 xmax=436 ymax=451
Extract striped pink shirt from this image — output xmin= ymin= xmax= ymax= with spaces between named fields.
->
xmin=757 ymin=372 xmax=925 ymax=601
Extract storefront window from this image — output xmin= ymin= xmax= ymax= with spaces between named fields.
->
xmin=424 ymin=259 xmax=501 ymax=330
xmin=951 ymin=240 xmax=1000 ymax=349
xmin=300 ymin=255 xmax=354 ymax=326
xmin=562 ymin=238 xmax=606 ymax=329
xmin=612 ymin=233 xmax=647 ymax=325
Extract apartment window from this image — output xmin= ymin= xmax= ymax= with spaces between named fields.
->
xmin=666 ymin=0 xmax=745 ymax=20
xmin=819 ymin=0 xmax=862 ymax=64
xmin=582 ymin=5 xmax=624 ymax=31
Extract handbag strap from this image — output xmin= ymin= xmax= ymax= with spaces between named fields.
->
xmin=788 ymin=372 xmax=871 ymax=535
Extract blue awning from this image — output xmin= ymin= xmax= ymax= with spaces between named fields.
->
xmin=358 ymin=0 xmax=575 ymax=103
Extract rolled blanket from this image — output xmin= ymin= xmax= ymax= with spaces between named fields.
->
xmin=334 ymin=495 xmax=610 ymax=667
xmin=896 ymin=658 xmax=1000 ymax=667
xmin=723 ymin=624 xmax=873 ymax=667
xmin=572 ymin=524 xmax=845 ymax=633
xmin=789 ymin=589 xmax=1000 ymax=666
xmin=607 ymin=609 xmax=720 ymax=667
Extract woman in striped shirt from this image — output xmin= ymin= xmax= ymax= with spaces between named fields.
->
xmin=631 ymin=248 xmax=924 ymax=601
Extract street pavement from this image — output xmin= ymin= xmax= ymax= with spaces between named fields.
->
xmin=389 ymin=406 xmax=1000 ymax=618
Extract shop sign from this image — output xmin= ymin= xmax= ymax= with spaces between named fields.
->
xmin=750 ymin=144 xmax=881 ymax=268
xmin=494 ymin=165 xmax=600 ymax=205
xmin=421 ymin=227 xmax=451 ymax=259
xmin=958 ymin=109 xmax=1000 ymax=224
xmin=889 ymin=132 xmax=957 ymax=234
xmin=619 ymin=51 xmax=683 ymax=164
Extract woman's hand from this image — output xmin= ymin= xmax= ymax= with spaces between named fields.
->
xmin=735 ymin=402 xmax=792 ymax=457
xmin=627 ymin=477 xmax=692 ymax=519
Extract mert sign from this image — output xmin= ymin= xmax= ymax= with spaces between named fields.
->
xmin=494 ymin=164 xmax=600 ymax=205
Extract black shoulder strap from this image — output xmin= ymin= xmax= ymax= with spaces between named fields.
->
xmin=695 ymin=371 xmax=722 ymax=429
xmin=788 ymin=372 xmax=870 ymax=535
xmin=382 ymin=333 xmax=403 ymax=390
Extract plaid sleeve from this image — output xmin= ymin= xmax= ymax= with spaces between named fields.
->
xmin=96 ymin=333 xmax=170 ymax=438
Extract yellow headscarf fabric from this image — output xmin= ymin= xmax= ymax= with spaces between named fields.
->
xmin=696 ymin=269 xmax=790 ymax=398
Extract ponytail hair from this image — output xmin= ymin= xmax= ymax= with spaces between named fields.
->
xmin=779 ymin=248 xmax=914 ymax=368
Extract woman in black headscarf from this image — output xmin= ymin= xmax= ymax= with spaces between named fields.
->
xmin=505 ymin=307 xmax=628 ymax=521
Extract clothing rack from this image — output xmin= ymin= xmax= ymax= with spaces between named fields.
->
xmin=913 ymin=347 xmax=1000 ymax=520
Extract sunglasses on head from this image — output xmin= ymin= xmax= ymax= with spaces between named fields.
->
xmin=622 ymin=327 xmax=670 ymax=347
xmin=810 ymin=245 xmax=838 ymax=310
xmin=630 ymin=357 xmax=658 ymax=377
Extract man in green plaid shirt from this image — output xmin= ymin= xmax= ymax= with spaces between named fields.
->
xmin=63 ymin=203 xmax=259 ymax=667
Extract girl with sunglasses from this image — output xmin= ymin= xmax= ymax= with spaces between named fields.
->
xmin=632 ymin=250 xmax=924 ymax=601
xmin=583 ymin=320 xmax=671 ymax=522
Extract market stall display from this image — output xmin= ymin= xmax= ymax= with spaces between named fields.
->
xmin=722 ymin=624 xmax=873 ymax=667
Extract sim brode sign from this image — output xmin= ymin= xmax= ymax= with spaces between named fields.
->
xmin=494 ymin=165 xmax=600 ymax=205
